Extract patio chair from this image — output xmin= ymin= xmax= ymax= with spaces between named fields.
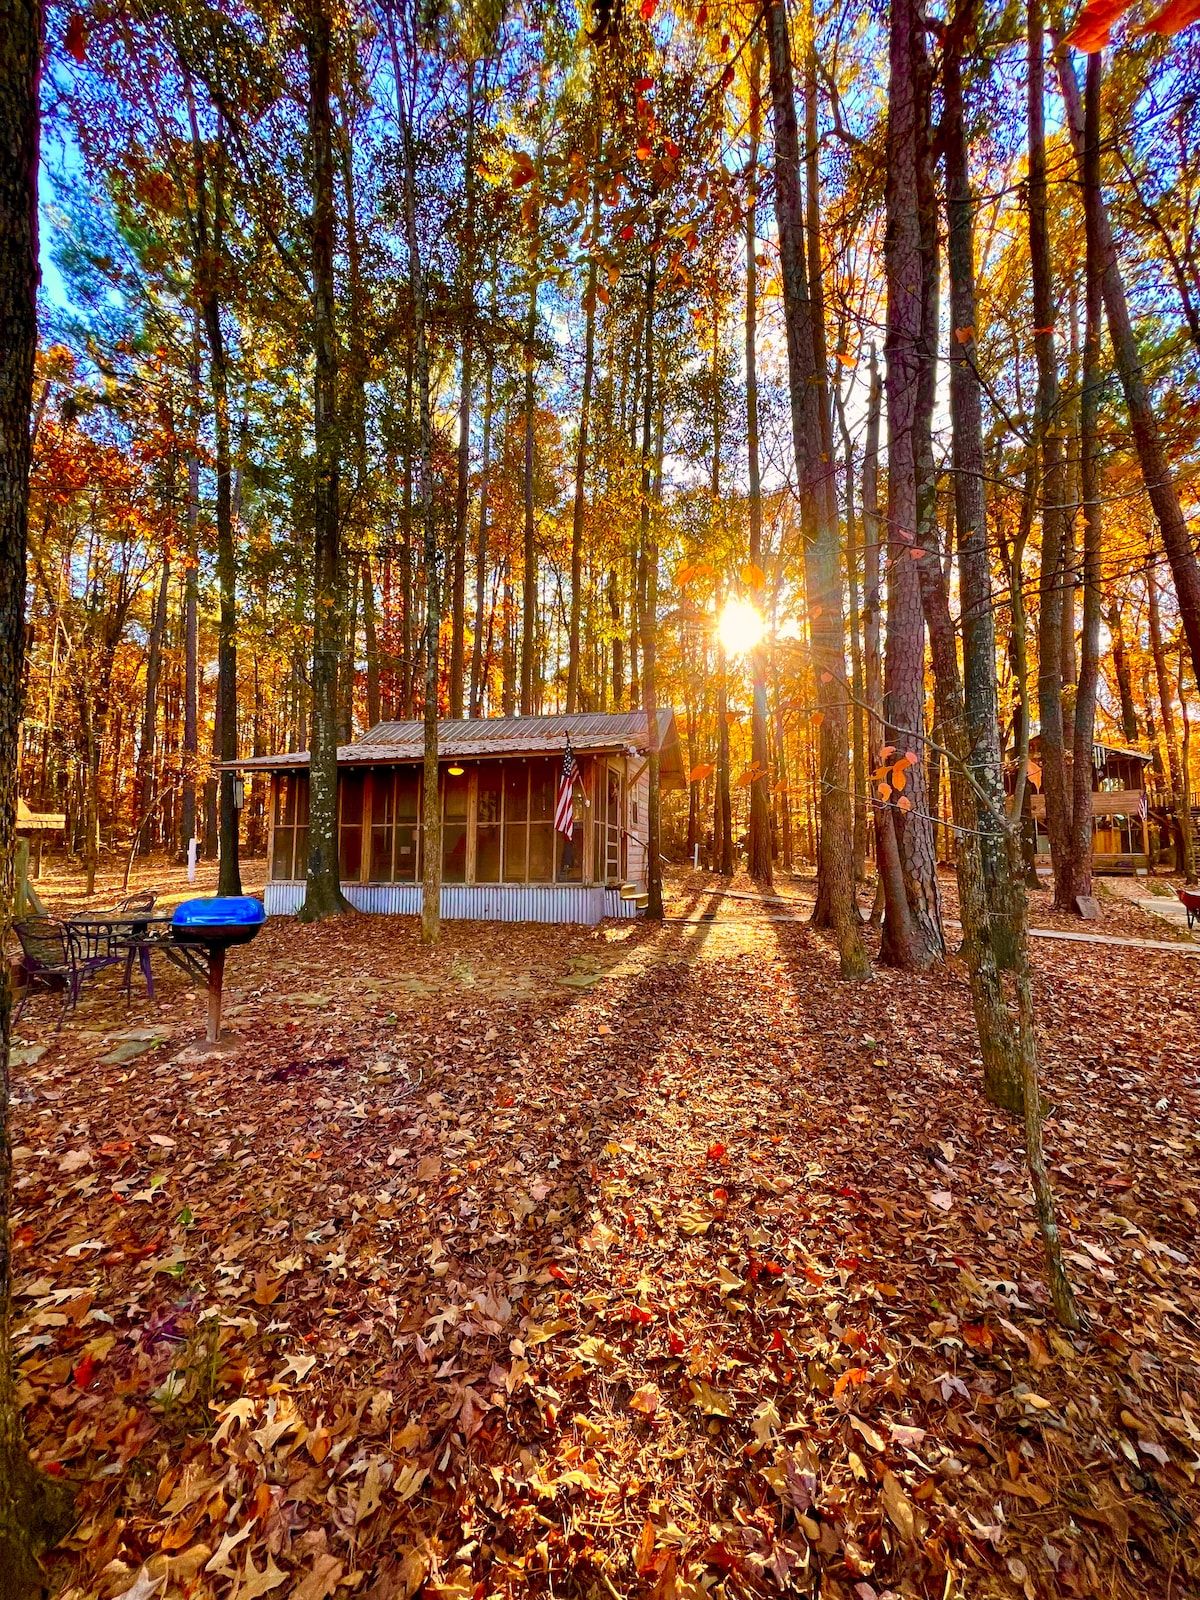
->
xmin=111 ymin=888 xmax=159 ymax=915
xmin=12 ymin=917 xmax=113 ymax=1031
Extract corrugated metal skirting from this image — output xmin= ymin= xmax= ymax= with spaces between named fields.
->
xmin=264 ymin=881 xmax=610 ymax=925
xmin=603 ymin=889 xmax=641 ymax=920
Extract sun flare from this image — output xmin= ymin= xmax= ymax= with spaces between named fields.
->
xmin=718 ymin=597 xmax=766 ymax=656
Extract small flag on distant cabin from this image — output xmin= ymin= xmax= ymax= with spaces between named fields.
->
xmin=555 ymin=738 xmax=577 ymax=840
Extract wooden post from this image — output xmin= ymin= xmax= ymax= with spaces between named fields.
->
xmin=206 ymin=945 xmax=225 ymax=1044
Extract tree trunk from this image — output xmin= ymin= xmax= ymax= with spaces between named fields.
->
xmin=1029 ymin=0 xmax=1070 ymax=909
xmin=389 ymin=2 xmax=440 ymax=941
xmin=863 ymin=347 xmax=909 ymax=931
xmin=567 ymin=172 xmax=600 ymax=715
xmin=1054 ymin=40 xmax=1200 ymax=691
xmin=181 ymin=320 xmax=201 ymax=855
xmin=1180 ymin=641 xmax=1196 ymax=885
xmin=1107 ymin=602 xmax=1138 ymax=744
xmin=637 ymin=260 xmax=664 ymax=919
xmin=1149 ymin=562 xmax=1192 ymax=881
xmin=1064 ymin=50 xmax=1104 ymax=912
xmin=766 ymin=0 xmax=866 ymax=977
xmin=520 ymin=286 xmax=538 ymax=716
xmin=448 ymin=69 xmax=475 ymax=720
xmin=716 ymin=642 xmax=734 ymax=876
xmin=0 ymin=0 xmax=77 ymax=1581
xmin=746 ymin=30 xmax=773 ymax=885
xmin=189 ymin=98 xmax=241 ymax=895
xmin=880 ymin=0 xmax=941 ymax=967
xmin=362 ymin=555 xmax=382 ymax=729
xmin=298 ymin=0 xmax=351 ymax=922
xmin=136 ymin=550 xmax=171 ymax=854
xmin=469 ymin=345 xmax=494 ymax=718
xmin=835 ymin=380 xmax=866 ymax=882
xmin=400 ymin=336 xmax=415 ymax=717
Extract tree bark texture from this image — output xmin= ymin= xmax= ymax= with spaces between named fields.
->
xmin=766 ymin=0 xmax=866 ymax=978
xmin=0 ymin=0 xmax=77 ymax=1583
xmin=299 ymin=0 xmax=351 ymax=922
xmin=1064 ymin=50 xmax=1104 ymax=911
xmin=1029 ymin=0 xmax=1071 ymax=909
xmin=881 ymin=0 xmax=942 ymax=967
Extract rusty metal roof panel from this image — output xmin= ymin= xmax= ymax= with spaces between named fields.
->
xmin=226 ymin=710 xmax=683 ymax=778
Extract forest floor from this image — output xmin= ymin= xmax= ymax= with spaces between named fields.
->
xmin=9 ymin=860 xmax=1200 ymax=1600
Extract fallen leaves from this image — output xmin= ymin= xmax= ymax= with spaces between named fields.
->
xmin=10 ymin=875 xmax=1200 ymax=1600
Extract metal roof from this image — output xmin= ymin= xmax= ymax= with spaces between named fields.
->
xmin=224 ymin=709 xmax=686 ymax=787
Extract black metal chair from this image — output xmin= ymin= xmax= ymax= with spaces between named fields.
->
xmin=12 ymin=917 xmax=116 ymax=1030
xmin=111 ymin=889 xmax=158 ymax=915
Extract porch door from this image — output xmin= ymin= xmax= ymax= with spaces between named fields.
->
xmin=605 ymin=763 xmax=624 ymax=884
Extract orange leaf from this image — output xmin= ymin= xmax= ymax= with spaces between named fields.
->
xmin=954 ymin=325 xmax=975 ymax=344
xmin=741 ymin=561 xmax=765 ymax=589
xmin=635 ymin=1519 xmax=657 ymax=1574
xmin=811 ymin=711 xmax=825 ymax=727
xmin=707 ymin=1141 xmax=726 ymax=1162
xmin=1065 ymin=0 xmax=1136 ymax=50
xmin=1143 ymin=0 xmax=1200 ymax=32
xmin=688 ymin=762 xmax=715 ymax=783
xmin=879 ymin=744 xmax=895 ymax=759
xmin=963 ymin=1321 xmax=994 ymax=1352
xmin=892 ymin=767 xmax=907 ymax=792
xmin=876 ymin=783 xmax=891 ymax=801
xmin=833 ymin=1366 xmax=869 ymax=1395
xmin=896 ymin=796 xmax=912 ymax=812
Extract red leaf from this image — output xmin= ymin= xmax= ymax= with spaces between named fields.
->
xmin=73 ymin=1354 xmax=96 ymax=1389
xmin=769 ymin=1328 xmax=785 ymax=1350
xmin=65 ymin=14 xmax=87 ymax=62
xmin=707 ymin=1141 xmax=726 ymax=1162
xmin=697 ymin=2 xmax=708 ymax=22
xmin=640 ymin=0 xmax=657 ymax=18
xmin=669 ymin=1331 xmax=685 ymax=1355
xmin=635 ymin=75 xmax=654 ymax=91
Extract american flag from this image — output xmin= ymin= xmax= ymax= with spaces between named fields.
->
xmin=555 ymin=739 xmax=577 ymax=838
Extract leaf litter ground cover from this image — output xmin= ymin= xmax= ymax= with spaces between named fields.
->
xmin=9 ymin=868 xmax=1200 ymax=1600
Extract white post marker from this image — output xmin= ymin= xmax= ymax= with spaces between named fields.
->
xmin=187 ymin=837 xmax=198 ymax=883
xmin=694 ymin=843 xmax=699 ymax=870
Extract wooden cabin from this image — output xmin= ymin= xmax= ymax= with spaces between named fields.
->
xmin=1015 ymin=737 xmax=1153 ymax=872
xmin=234 ymin=710 xmax=685 ymax=924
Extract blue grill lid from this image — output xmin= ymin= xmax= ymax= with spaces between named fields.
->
xmin=172 ymin=896 xmax=265 ymax=928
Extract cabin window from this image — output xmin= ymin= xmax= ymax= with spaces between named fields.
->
xmin=555 ymin=770 xmax=586 ymax=883
xmin=528 ymin=760 xmax=555 ymax=882
xmin=363 ymin=772 xmax=420 ymax=882
xmin=443 ymin=769 xmax=469 ymax=883
xmin=503 ymin=764 xmax=529 ymax=880
xmin=272 ymin=773 xmax=309 ymax=880
xmin=476 ymin=764 xmax=503 ymax=882
xmin=394 ymin=774 xmax=420 ymax=881
xmin=339 ymin=772 xmax=365 ymax=882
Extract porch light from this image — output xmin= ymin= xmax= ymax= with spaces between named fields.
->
xmin=447 ymin=764 xmax=465 ymax=776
